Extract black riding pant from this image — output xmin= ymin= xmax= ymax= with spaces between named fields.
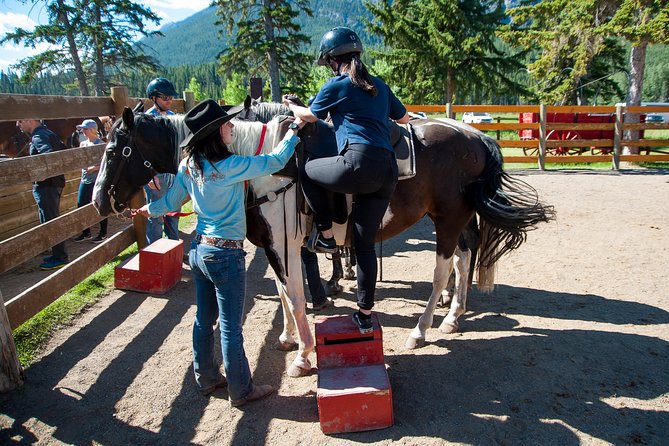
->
xmin=302 ymin=143 xmax=398 ymax=310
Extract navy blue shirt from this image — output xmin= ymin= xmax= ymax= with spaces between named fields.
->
xmin=310 ymin=74 xmax=406 ymax=153
xmin=30 ymin=125 xmax=66 ymax=188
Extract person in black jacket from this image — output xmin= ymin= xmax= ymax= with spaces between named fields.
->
xmin=17 ymin=119 xmax=69 ymax=270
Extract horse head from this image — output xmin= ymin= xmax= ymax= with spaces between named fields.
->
xmin=92 ymin=106 xmax=182 ymax=216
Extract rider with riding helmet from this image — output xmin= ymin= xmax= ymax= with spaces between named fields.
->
xmin=144 ymin=77 xmax=181 ymax=245
xmin=283 ymin=27 xmax=410 ymax=334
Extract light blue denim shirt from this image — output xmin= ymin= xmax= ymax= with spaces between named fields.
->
xmin=148 ymin=133 xmax=299 ymax=240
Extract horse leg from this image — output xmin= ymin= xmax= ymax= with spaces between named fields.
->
xmin=275 ymin=279 xmax=298 ymax=351
xmin=439 ymin=215 xmax=479 ymax=307
xmin=279 ymin=248 xmax=315 ymax=378
xmin=438 ymin=245 xmax=471 ymax=334
xmin=325 ymin=248 xmax=344 ymax=296
xmin=343 ymin=246 xmax=356 ymax=279
xmin=439 ymin=270 xmax=456 ymax=308
xmin=405 ymin=252 xmax=454 ymax=349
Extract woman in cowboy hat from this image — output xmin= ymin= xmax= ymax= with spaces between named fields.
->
xmin=133 ymin=99 xmax=303 ymax=406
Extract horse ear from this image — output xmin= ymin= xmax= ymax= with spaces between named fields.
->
xmin=244 ymin=95 xmax=252 ymax=109
xmin=122 ymin=107 xmax=134 ymax=129
xmin=132 ymin=100 xmax=144 ymax=114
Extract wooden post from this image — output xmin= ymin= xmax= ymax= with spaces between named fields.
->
xmin=538 ymin=104 xmax=547 ymax=170
xmin=110 ymin=86 xmax=130 ymax=118
xmin=250 ymin=77 xmax=263 ymax=100
xmin=183 ymin=91 xmax=195 ymax=112
xmin=496 ymin=117 xmax=501 ymax=140
xmin=1 ymin=291 xmax=24 ymax=392
xmin=446 ymin=103 xmax=453 ymax=119
xmin=613 ymin=104 xmax=623 ymax=170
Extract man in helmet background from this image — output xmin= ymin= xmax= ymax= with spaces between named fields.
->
xmin=144 ymin=77 xmax=181 ymax=244
xmin=283 ymin=27 xmax=410 ymax=334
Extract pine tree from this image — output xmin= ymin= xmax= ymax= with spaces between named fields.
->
xmin=365 ymin=0 xmax=525 ymax=104
xmin=213 ymin=0 xmax=313 ymax=102
xmin=78 ymin=0 xmax=163 ymax=95
xmin=1 ymin=0 xmax=162 ymax=96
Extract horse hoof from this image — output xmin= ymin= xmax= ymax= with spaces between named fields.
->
xmin=438 ymin=322 xmax=458 ymax=334
xmin=275 ymin=340 xmax=298 ymax=351
xmin=324 ymin=283 xmax=342 ymax=297
xmin=405 ymin=336 xmax=425 ymax=349
xmin=287 ymin=364 xmax=311 ymax=378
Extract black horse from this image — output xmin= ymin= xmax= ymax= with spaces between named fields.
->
xmin=93 ymin=107 xmax=554 ymax=376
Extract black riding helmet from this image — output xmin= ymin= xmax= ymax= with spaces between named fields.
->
xmin=146 ymin=77 xmax=178 ymax=99
xmin=315 ymin=27 xmax=363 ymax=66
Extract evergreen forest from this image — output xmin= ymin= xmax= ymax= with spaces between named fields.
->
xmin=1 ymin=0 xmax=667 ymax=105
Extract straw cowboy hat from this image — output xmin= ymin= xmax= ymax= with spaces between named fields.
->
xmin=180 ymin=99 xmax=243 ymax=148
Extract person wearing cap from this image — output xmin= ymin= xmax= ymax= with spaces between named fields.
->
xmin=17 ymin=118 xmax=69 ymax=270
xmin=73 ymin=119 xmax=108 ymax=243
xmin=144 ymin=77 xmax=181 ymax=245
xmin=132 ymin=99 xmax=304 ymax=406
xmin=283 ymin=27 xmax=410 ymax=335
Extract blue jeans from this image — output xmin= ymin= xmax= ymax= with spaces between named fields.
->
xmin=33 ymin=184 xmax=68 ymax=262
xmin=189 ymin=241 xmax=252 ymax=400
xmin=78 ymin=181 xmax=108 ymax=236
xmin=144 ymin=173 xmax=179 ymax=244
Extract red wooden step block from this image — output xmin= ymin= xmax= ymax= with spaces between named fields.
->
xmin=114 ymin=239 xmax=183 ymax=294
xmin=317 ymin=364 xmax=393 ymax=434
xmin=315 ymin=314 xmax=384 ymax=369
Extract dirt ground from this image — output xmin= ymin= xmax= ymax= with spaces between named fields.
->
xmin=1 ymin=169 xmax=668 ymax=445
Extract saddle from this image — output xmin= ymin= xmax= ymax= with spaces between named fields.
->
xmin=272 ymin=117 xmax=417 ymax=225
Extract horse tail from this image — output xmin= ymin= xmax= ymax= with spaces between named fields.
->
xmin=468 ymin=135 xmax=556 ymax=271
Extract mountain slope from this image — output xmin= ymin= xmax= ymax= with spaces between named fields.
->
xmin=140 ymin=1 xmax=378 ymax=67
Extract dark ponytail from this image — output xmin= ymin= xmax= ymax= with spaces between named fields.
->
xmin=184 ymin=129 xmax=232 ymax=174
xmin=331 ymin=53 xmax=377 ymax=96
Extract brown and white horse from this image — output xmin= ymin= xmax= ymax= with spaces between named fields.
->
xmin=92 ymin=108 xmax=554 ymax=377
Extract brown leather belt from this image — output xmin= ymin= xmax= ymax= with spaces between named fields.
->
xmin=195 ymin=234 xmax=243 ymax=250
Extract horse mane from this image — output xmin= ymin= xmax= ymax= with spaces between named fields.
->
xmin=229 ymin=118 xmax=282 ymax=157
xmin=250 ymin=102 xmax=292 ymax=124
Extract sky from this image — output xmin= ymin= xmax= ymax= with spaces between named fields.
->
xmin=0 ymin=0 xmax=210 ymax=72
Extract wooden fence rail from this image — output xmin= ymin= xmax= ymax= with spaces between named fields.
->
xmin=0 ymin=87 xmax=156 ymax=391
xmin=405 ymin=103 xmax=669 ymax=169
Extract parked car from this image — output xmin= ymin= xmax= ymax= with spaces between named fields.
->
xmin=645 ymin=113 xmax=664 ymax=123
xmin=462 ymin=112 xmax=493 ymax=124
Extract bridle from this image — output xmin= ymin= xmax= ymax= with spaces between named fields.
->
xmin=106 ymin=116 xmax=158 ymax=215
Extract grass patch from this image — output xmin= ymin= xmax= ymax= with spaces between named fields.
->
xmin=13 ymin=202 xmax=196 ymax=367
xmin=13 ymin=246 xmax=137 ymax=367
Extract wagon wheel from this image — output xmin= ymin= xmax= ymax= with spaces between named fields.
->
xmin=522 ymin=139 xmax=539 ymax=157
xmin=549 ymin=130 xmax=583 ymax=156
xmin=591 ymin=146 xmax=612 ymax=155
xmin=592 ymin=147 xmax=651 ymax=155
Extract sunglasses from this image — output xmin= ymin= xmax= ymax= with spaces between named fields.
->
xmin=157 ymin=94 xmax=174 ymax=101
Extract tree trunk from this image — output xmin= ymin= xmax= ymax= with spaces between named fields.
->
xmin=1 ymin=291 xmax=24 ymax=393
xmin=623 ymin=40 xmax=648 ymax=155
xmin=56 ymin=0 xmax=89 ymax=96
xmin=445 ymin=67 xmax=455 ymax=105
xmin=263 ymin=0 xmax=281 ymax=102
xmin=93 ymin=2 xmax=105 ymax=96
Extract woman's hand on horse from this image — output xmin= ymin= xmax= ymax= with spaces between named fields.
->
xmin=282 ymin=94 xmax=298 ymax=107
xmin=131 ymin=205 xmax=150 ymax=218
